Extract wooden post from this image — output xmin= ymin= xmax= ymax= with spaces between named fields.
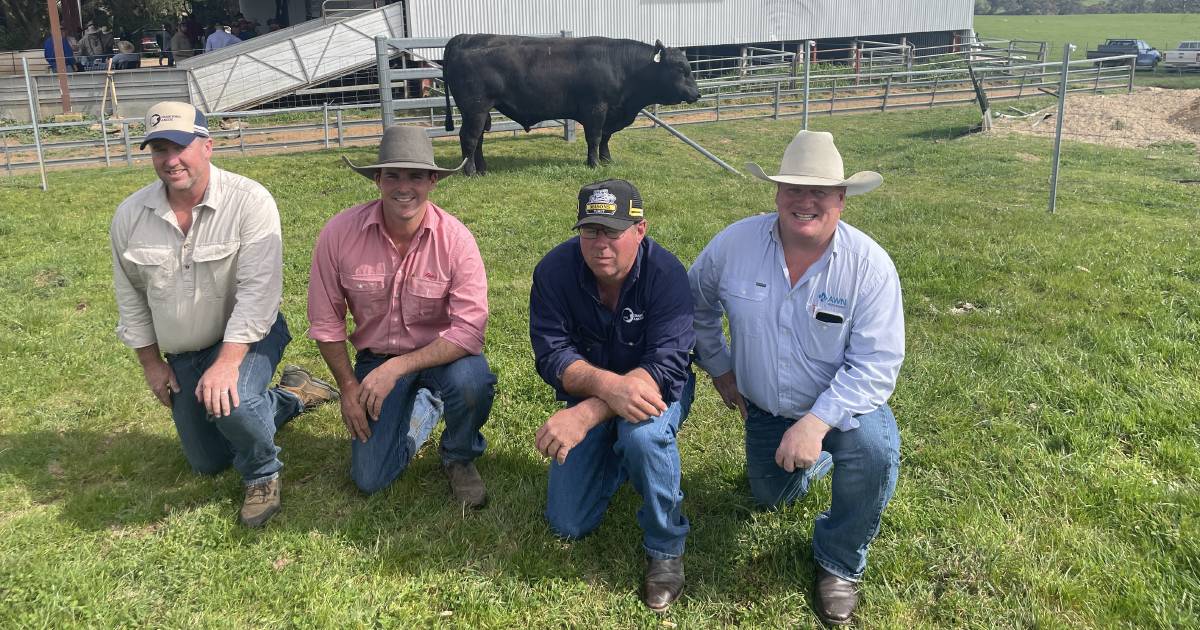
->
xmin=881 ymin=75 xmax=892 ymax=111
xmin=46 ymin=0 xmax=72 ymax=113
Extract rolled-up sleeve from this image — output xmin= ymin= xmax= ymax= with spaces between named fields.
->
xmin=639 ymin=259 xmax=694 ymax=403
xmin=306 ymin=221 xmax=349 ymax=343
xmin=688 ymin=236 xmax=733 ymax=378
xmin=110 ymin=209 xmax=157 ymax=350
xmin=223 ymin=192 xmax=283 ymax=344
xmin=439 ymin=232 xmax=487 ymax=355
xmin=809 ymin=269 xmax=905 ymax=430
xmin=529 ymin=258 xmax=584 ymax=399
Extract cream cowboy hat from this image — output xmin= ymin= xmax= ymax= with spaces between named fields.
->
xmin=746 ymin=130 xmax=882 ymax=196
xmin=343 ymin=125 xmax=466 ymax=179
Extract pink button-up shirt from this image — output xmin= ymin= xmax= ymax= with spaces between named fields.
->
xmin=307 ymin=200 xmax=488 ymax=356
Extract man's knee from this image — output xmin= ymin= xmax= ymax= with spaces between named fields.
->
xmin=351 ymin=465 xmax=399 ymax=495
xmin=616 ymin=420 xmax=674 ymax=465
xmin=438 ymin=355 xmax=496 ymax=405
xmin=748 ymin=474 xmax=794 ymax=510
xmin=545 ymin=510 xmax=602 ymax=541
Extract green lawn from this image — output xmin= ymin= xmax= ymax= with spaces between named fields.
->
xmin=975 ymin=13 xmax=1200 ymax=89
xmin=1 ymin=105 xmax=1198 ymax=627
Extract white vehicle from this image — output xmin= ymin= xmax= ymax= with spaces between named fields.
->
xmin=1165 ymin=41 xmax=1200 ymax=70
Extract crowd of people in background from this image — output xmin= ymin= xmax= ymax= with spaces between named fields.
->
xmin=42 ymin=11 xmax=288 ymax=73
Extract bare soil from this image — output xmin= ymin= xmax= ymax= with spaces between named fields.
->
xmin=991 ymin=87 xmax=1200 ymax=149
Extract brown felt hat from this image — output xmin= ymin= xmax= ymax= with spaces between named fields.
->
xmin=343 ymin=125 xmax=466 ymax=179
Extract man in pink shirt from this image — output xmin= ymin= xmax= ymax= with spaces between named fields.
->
xmin=307 ymin=126 xmax=495 ymax=507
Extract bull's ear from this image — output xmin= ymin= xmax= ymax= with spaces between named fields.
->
xmin=653 ymin=39 xmax=665 ymax=63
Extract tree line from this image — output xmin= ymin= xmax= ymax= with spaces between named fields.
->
xmin=976 ymin=0 xmax=1199 ymax=13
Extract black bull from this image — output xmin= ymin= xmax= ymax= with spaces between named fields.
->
xmin=442 ymin=34 xmax=701 ymax=176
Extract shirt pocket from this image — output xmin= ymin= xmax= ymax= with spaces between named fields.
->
xmin=339 ymin=273 xmax=389 ymax=322
xmin=724 ymin=279 xmax=768 ymax=337
xmin=193 ymin=241 xmax=239 ymax=302
xmin=122 ymin=246 xmax=175 ymax=303
xmin=402 ymin=277 xmax=450 ymax=324
xmin=800 ymin=311 xmax=850 ymax=363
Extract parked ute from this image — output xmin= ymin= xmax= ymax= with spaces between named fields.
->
xmin=1086 ymin=39 xmax=1162 ymax=69
xmin=1165 ymin=41 xmax=1200 ymax=71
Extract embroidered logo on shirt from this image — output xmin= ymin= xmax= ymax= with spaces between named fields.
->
xmin=622 ymin=307 xmax=644 ymax=323
xmin=818 ymin=291 xmax=848 ymax=307
xmin=585 ymin=189 xmax=618 ymax=215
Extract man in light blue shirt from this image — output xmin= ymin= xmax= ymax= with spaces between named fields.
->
xmin=688 ymin=130 xmax=903 ymax=626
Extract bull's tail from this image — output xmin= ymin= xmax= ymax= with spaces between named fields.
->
xmin=443 ymin=81 xmax=455 ymax=131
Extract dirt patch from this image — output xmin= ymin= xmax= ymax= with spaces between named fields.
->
xmin=991 ymin=87 xmax=1200 ymax=149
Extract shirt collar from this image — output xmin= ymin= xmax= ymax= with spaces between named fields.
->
xmin=574 ymin=236 xmax=647 ymax=299
xmin=362 ymin=199 xmax=442 ymax=238
xmin=145 ymin=165 xmax=222 ymax=222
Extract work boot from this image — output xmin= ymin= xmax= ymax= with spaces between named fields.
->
xmin=279 ymin=364 xmax=339 ymax=408
xmin=239 ymin=477 xmax=281 ymax=528
xmin=815 ymin=567 xmax=859 ymax=626
xmin=643 ymin=556 xmax=685 ymax=611
xmin=443 ymin=460 xmax=487 ymax=508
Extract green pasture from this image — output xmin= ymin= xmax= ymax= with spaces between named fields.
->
xmin=1 ymin=105 xmax=1198 ymax=627
xmin=975 ymin=12 xmax=1200 ymax=57
xmin=976 ymin=13 xmax=1200 ymax=89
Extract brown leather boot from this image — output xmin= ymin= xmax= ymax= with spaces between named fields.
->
xmin=279 ymin=364 xmax=339 ymax=408
xmin=815 ymin=567 xmax=859 ymax=625
xmin=239 ymin=477 xmax=281 ymax=528
xmin=443 ymin=460 xmax=487 ymax=508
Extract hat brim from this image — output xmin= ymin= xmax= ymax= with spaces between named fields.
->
xmin=343 ymin=155 xmax=467 ymax=179
xmin=572 ymin=215 xmax=640 ymax=230
xmin=140 ymin=129 xmax=206 ymax=150
xmin=746 ymin=162 xmax=883 ymax=196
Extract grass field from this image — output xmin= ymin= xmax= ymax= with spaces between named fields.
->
xmin=1 ymin=104 xmax=1198 ymax=627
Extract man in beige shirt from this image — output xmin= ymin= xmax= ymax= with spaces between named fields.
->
xmin=110 ymin=101 xmax=337 ymax=527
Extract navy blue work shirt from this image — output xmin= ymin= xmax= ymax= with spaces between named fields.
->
xmin=530 ymin=235 xmax=695 ymax=406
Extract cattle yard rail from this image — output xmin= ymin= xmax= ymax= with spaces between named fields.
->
xmin=2 ymin=50 xmax=1135 ymax=175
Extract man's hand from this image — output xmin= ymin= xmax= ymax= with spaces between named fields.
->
xmin=775 ymin=413 xmax=832 ymax=472
xmin=196 ymin=359 xmax=240 ymax=417
xmin=339 ymin=381 xmax=373 ymax=443
xmin=535 ymin=406 xmax=591 ymax=464
xmin=711 ymin=370 xmax=747 ymax=420
xmin=356 ymin=357 xmax=407 ymax=420
xmin=141 ymin=356 xmax=179 ymax=408
xmin=597 ymin=373 xmax=666 ymax=422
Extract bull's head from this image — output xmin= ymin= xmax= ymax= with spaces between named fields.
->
xmin=650 ymin=39 xmax=701 ymax=105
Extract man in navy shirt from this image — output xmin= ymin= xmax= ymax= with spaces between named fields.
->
xmin=529 ymin=179 xmax=695 ymax=612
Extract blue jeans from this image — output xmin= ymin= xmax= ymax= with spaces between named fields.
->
xmin=350 ymin=350 xmax=495 ymax=494
xmin=545 ymin=375 xmax=695 ymax=560
xmin=745 ymin=402 xmax=900 ymax=581
xmin=165 ymin=314 xmax=303 ymax=486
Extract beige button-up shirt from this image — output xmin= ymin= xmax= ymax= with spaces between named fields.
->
xmin=110 ymin=165 xmax=284 ymax=354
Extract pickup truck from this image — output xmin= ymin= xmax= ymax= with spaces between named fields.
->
xmin=1086 ymin=39 xmax=1161 ymax=69
xmin=1164 ymin=41 xmax=1200 ymax=71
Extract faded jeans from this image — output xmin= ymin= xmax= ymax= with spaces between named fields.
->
xmin=349 ymin=350 xmax=495 ymax=494
xmin=545 ymin=375 xmax=695 ymax=560
xmin=745 ymin=402 xmax=900 ymax=581
xmin=165 ymin=314 xmax=302 ymax=486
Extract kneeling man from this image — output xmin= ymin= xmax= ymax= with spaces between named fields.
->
xmin=689 ymin=131 xmax=904 ymax=625
xmin=530 ymin=179 xmax=695 ymax=611
xmin=111 ymin=102 xmax=338 ymax=528
xmin=307 ymin=126 xmax=496 ymax=506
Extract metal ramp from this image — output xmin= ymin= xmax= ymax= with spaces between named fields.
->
xmin=179 ymin=3 xmax=406 ymax=112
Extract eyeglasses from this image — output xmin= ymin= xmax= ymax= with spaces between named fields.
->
xmin=577 ymin=225 xmax=630 ymax=240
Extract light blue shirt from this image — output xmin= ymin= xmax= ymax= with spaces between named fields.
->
xmin=688 ymin=214 xmax=904 ymax=431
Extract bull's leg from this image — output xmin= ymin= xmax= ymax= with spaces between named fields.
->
xmin=457 ymin=109 xmax=490 ymax=176
xmin=583 ymin=123 xmax=604 ymax=168
xmin=599 ymin=133 xmax=613 ymax=164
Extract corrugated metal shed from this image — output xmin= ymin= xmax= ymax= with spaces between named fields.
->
xmin=404 ymin=0 xmax=973 ymax=47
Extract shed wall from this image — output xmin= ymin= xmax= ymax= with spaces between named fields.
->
xmin=405 ymin=0 xmax=973 ymax=47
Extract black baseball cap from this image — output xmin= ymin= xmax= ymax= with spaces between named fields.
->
xmin=573 ymin=179 xmax=645 ymax=230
